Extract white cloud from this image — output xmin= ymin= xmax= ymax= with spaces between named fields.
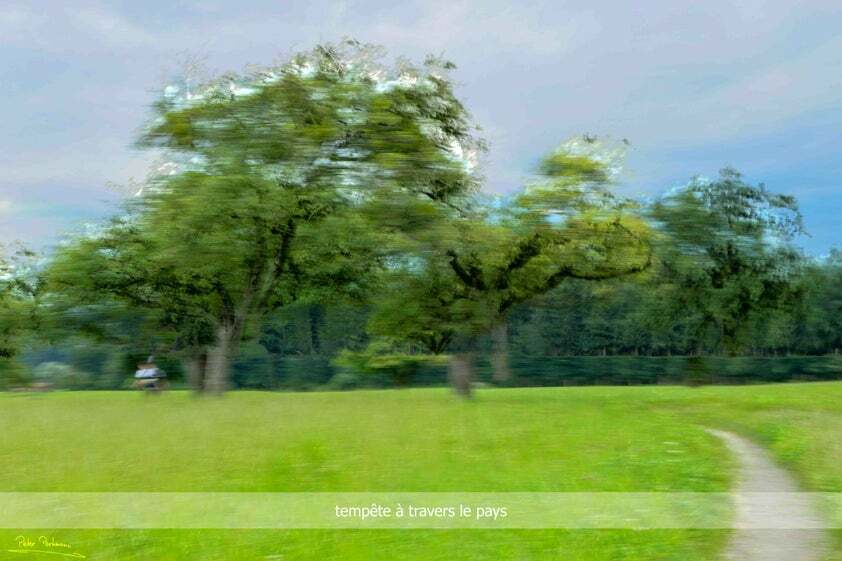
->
xmin=70 ymin=6 xmax=157 ymax=48
xmin=3 ymin=0 xmax=842 ymax=251
xmin=364 ymin=0 xmax=600 ymax=57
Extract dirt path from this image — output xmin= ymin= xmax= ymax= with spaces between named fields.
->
xmin=707 ymin=429 xmax=830 ymax=561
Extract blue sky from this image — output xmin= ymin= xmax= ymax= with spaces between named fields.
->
xmin=2 ymin=0 xmax=841 ymax=254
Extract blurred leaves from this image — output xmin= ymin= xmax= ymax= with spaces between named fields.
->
xmin=649 ymin=168 xmax=805 ymax=354
xmin=41 ymin=41 xmax=482 ymax=387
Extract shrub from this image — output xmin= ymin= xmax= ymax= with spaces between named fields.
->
xmin=33 ymin=362 xmax=92 ymax=390
xmin=334 ymin=342 xmax=449 ymax=387
xmin=0 ymin=358 xmax=31 ymax=389
xmin=324 ymin=370 xmax=367 ymax=390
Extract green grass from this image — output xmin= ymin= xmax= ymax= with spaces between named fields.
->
xmin=638 ymin=383 xmax=842 ymax=492
xmin=0 ymin=383 xmax=840 ymax=560
xmin=642 ymin=382 xmax=842 ymax=561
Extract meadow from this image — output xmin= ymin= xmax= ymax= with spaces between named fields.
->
xmin=0 ymin=383 xmax=840 ymax=560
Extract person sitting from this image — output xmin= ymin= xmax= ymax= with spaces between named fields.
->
xmin=133 ymin=357 xmax=167 ymax=391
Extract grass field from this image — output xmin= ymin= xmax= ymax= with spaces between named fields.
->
xmin=0 ymin=383 xmax=840 ymax=560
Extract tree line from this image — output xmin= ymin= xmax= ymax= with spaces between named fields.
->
xmin=1 ymin=41 xmax=839 ymax=395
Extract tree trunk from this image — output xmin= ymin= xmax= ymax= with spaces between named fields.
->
xmin=448 ymin=353 xmax=474 ymax=398
xmin=183 ymin=350 xmax=208 ymax=393
xmin=204 ymin=323 xmax=236 ymax=395
xmin=308 ymin=306 xmax=322 ymax=355
xmin=490 ymin=321 xmax=512 ymax=384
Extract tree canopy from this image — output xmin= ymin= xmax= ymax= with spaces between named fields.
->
xmin=44 ymin=41 xmax=482 ymax=393
xmin=651 ymin=168 xmax=804 ymax=354
xmin=18 ymin=42 xmax=839 ymax=395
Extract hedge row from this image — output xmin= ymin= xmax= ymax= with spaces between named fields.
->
xmin=8 ymin=354 xmax=841 ymax=391
xmin=482 ymin=355 xmax=842 ymax=386
xmin=242 ymin=355 xmax=842 ymax=390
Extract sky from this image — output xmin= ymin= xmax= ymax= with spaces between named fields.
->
xmin=2 ymin=0 xmax=841 ymax=254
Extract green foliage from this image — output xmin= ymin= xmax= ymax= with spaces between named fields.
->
xmin=274 ymin=356 xmax=335 ymax=390
xmin=231 ymin=341 xmax=275 ymax=389
xmin=520 ymin=136 xmax=624 ymax=212
xmin=495 ymin=355 xmax=842 ymax=386
xmin=458 ymin=137 xmax=651 ymax=321
xmin=0 ymin=358 xmax=30 ymax=389
xmin=323 ymin=369 xmax=368 ymax=390
xmin=366 ymin=135 xmax=652 ymax=364
xmin=0 ymin=245 xmax=37 ymax=360
xmin=41 ymin=219 xmax=194 ymax=353
xmin=42 ymin=40 xmax=481 ymax=392
xmin=367 ymin=262 xmax=471 ymax=354
xmin=650 ymin=168 xmax=804 ymax=354
xmin=15 ymin=40 xmax=841 ymax=394
xmin=334 ymin=340 xmax=449 ymax=386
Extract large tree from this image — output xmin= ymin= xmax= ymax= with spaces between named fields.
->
xmin=368 ymin=137 xmax=653 ymax=395
xmin=45 ymin=41 xmax=481 ymax=393
xmin=445 ymin=137 xmax=651 ymax=390
xmin=650 ymin=168 xmax=804 ymax=355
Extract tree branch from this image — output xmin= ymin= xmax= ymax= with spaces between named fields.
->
xmin=494 ymin=233 xmax=546 ymax=290
xmin=446 ymin=250 xmax=487 ymax=290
